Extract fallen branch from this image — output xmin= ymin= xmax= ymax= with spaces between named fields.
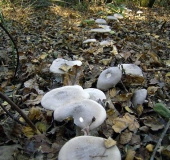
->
xmin=0 ymin=103 xmax=25 ymax=126
xmin=0 ymin=92 xmax=37 ymax=131
xmin=0 ymin=22 xmax=19 ymax=78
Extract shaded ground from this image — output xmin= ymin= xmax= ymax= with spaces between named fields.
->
xmin=0 ymin=1 xmax=170 ymax=160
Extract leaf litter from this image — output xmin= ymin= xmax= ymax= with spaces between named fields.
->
xmin=0 ymin=1 xmax=170 ymax=160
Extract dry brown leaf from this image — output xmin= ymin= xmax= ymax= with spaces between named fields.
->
xmin=125 ymin=106 xmax=134 ymax=114
xmin=109 ymin=88 xmax=117 ymax=98
xmin=136 ymin=104 xmax=143 ymax=117
xmin=122 ymin=75 xmax=145 ymax=86
xmin=143 ymin=117 xmax=164 ymax=131
xmin=104 ymin=137 xmax=117 ymax=148
xmin=146 ymin=144 xmax=154 ymax=152
xmin=113 ymin=93 xmax=133 ymax=102
xmin=147 ymin=86 xmax=159 ymax=95
xmin=124 ymin=113 xmax=140 ymax=132
xmin=63 ymin=65 xmax=84 ymax=85
xmin=28 ymin=106 xmax=42 ymax=121
xmin=120 ymin=130 xmax=132 ymax=144
xmin=125 ymin=149 xmax=136 ymax=160
xmin=162 ymin=145 xmax=170 ymax=159
xmin=112 ymin=117 xmax=128 ymax=133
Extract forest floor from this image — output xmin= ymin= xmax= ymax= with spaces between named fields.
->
xmin=0 ymin=1 xmax=170 ymax=160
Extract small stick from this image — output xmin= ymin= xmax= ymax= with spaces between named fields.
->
xmin=0 ymin=92 xmax=37 ymax=131
xmin=150 ymin=118 xmax=170 ymax=160
xmin=0 ymin=103 xmax=25 ymax=126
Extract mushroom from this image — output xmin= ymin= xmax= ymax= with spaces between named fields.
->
xmin=50 ymin=58 xmax=82 ymax=82
xmin=95 ymin=18 xmax=107 ymax=24
xmin=53 ymin=99 xmax=106 ymax=135
xmin=50 ymin=58 xmax=82 ymax=74
xmin=97 ymin=67 xmax=122 ymax=91
xmin=114 ymin=13 xmax=124 ymax=19
xmin=58 ymin=136 xmax=121 ymax=160
xmin=83 ymin=39 xmax=97 ymax=43
xmin=118 ymin=64 xmax=143 ymax=77
xmin=100 ymin=40 xmax=113 ymax=46
xmin=132 ymin=89 xmax=147 ymax=108
xmin=136 ymin=10 xmax=143 ymax=16
xmin=106 ymin=16 xmax=118 ymax=21
xmin=41 ymin=85 xmax=90 ymax=111
xmin=90 ymin=25 xmax=111 ymax=33
xmin=84 ymin=88 xmax=106 ymax=102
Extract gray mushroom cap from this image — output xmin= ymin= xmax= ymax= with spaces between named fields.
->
xmin=58 ymin=136 xmax=121 ymax=160
xmin=118 ymin=64 xmax=143 ymax=77
xmin=53 ymin=99 xmax=106 ymax=131
xmin=97 ymin=67 xmax=122 ymax=91
xmin=95 ymin=18 xmax=107 ymax=24
xmin=41 ymin=85 xmax=90 ymax=110
xmin=132 ymin=89 xmax=147 ymax=108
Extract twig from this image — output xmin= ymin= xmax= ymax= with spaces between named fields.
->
xmin=144 ymin=68 xmax=169 ymax=72
xmin=0 ymin=92 xmax=37 ymax=131
xmin=0 ymin=22 xmax=19 ymax=78
xmin=150 ymin=118 xmax=170 ymax=160
xmin=0 ymin=103 xmax=25 ymax=126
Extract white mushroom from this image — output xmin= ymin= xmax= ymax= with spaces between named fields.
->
xmin=50 ymin=58 xmax=82 ymax=74
xmin=53 ymin=99 xmax=106 ymax=135
xmin=106 ymin=16 xmax=118 ymax=21
xmin=58 ymin=136 xmax=121 ymax=160
xmin=84 ymin=88 xmax=106 ymax=102
xmin=136 ymin=10 xmax=143 ymax=16
xmin=100 ymin=40 xmax=112 ymax=46
xmin=95 ymin=18 xmax=107 ymax=24
xmin=83 ymin=39 xmax=97 ymax=43
xmin=118 ymin=64 xmax=143 ymax=77
xmin=41 ymin=85 xmax=90 ymax=111
xmin=114 ymin=13 xmax=124 ymax=19
xmin=97 ymin=67 xmax=122 ymax=91
xmin=132 ymin=89 xmax=147 ymax=108
xmin=90 ymin=25 xmax=111 ymax=33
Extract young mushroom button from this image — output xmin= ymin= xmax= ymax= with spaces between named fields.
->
xmin=53 ymin=99 xmax=106 ymax=135
xmin=97 ymin=67 xmax=122 ymax=91
xmin=41 ymin=85 xmax=90 ymax=111
xmin=58 ymin=136 xmax=121 ymax=160
xmin=132 ymin=89 xmax=147 ymax=108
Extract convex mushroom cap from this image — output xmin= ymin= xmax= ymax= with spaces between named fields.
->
xmin=50 ymin=58 xmax=82 ymax=74
xmin=132 ymin=89 xmax=147 ymax=108
xmin=58 ymin=136 xmax=121 ymax=160
xmin=114 ymin=13 xmax=124 ymax=19
xmin=41 ymin=85 xmax=90 ymax=110
xmin=53 ymin=99 xmax=106 ymax=131
xmin=83 ymin=39 xmax=97 ymax=43
xmin=90 ymin=25 xmax=111 ymax=33
xmin=84 ymin=88 xmax=106 ymax=102
xmin=118 ymin=64 xmax=143 ymax=77
xmin=95 ymin=18 xmax=107 ymax=24
xmin=97 ymin=67 xmax=122 ymax=91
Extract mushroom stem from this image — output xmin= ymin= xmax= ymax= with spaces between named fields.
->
xmin=81 ymin=126 xmax=90 ymax=135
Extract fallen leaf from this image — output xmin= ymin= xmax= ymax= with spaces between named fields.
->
xmin=104 ymin=137 xmax=117 ymax=148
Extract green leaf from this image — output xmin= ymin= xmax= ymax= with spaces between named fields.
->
xmin=153 ymin=103 xmax=170 ymax=119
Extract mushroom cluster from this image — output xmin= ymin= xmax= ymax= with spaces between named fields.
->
xmin=41 ymin=85 xmax=122 ymax=158
xmin=41 ymin=85 xmax=107 ymax=135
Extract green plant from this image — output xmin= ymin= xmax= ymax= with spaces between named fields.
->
xmin=107 ymin=3 xmax=126 ymax=14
